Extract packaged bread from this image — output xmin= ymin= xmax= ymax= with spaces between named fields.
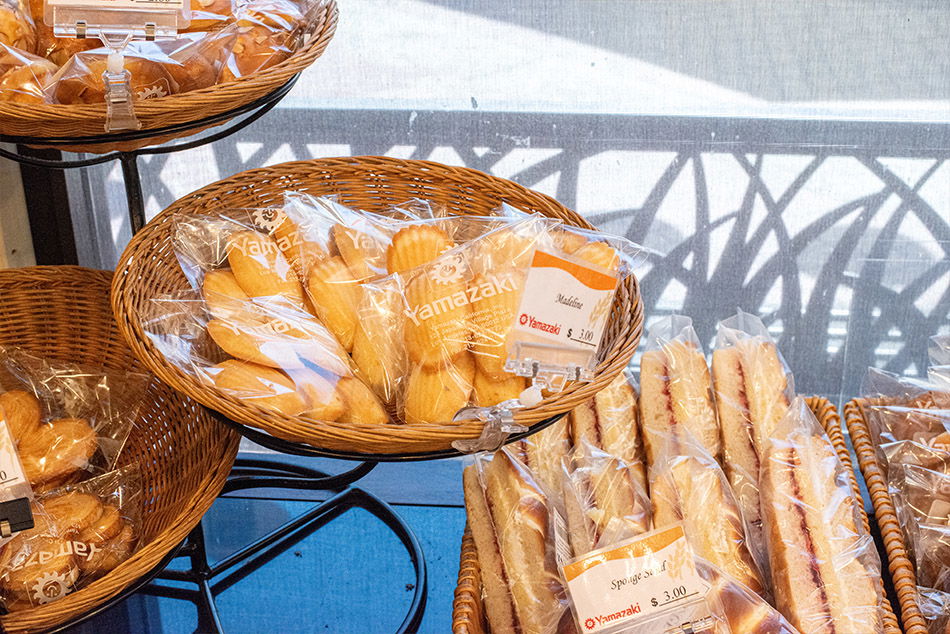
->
xmin=0 ymin=5 xmax=34 ymax=54
xmin=889 ymin=460 xmax=950 ymax=592
xmin=48 ymin=48 xmax=179 ymax=104
xmin=0 ymin=348 xmax=147 ymax=491
xmin=513 ymin=419 xmax=571 ymax=502
xmin=697 ymin=559 xmax=798 ymax=634
xmin=0 ymin=51 xmax=56 ymax=103
xmin=27 ymin=0 xmax=98 ymax=65
xmin=711 ymin=310 xmax=793 ymax=573
xmin=760 ymin=397 xmax=885 ymax=633
xmin=0 ymin=466 xmax=139 ymax=610
xmin=639 ymin=315 xmax=721 ymax=466
xmin=861 ymin=367 xmax=950 ymax=452
xmin=917 ymin=585 xmax=950 ymax=634
xmin=462 ymin=449 xmax=573 ymax=634
xmin=649 ymin=428 xmax=765 ymax=598
xmin=184 ymin=0 xmax=234 ymax=32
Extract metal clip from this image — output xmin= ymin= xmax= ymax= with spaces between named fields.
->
xmin=76 ymin=20 xmax=87 ymax=38
xmin=144 ymin=22 xmax=156 ymax=40
xmin=0 ymin=520 xmax=10 ymax=539
xmin=666 ymin=617 xmax=717 ymax=634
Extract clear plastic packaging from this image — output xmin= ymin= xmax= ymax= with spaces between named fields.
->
xmin=0 ymin=42 xmax=56 ymax=103
xmin=0 ymin=348 xmax=147 ymax=492
xmin=0 ymin=466 xmax=140 ymax=610
xmin=861 ymin=368 xmax=950 ymax=452
xmin=638 ymin=314 xmax=721 ymax=466
xmin=648 ymin=428 xmax=765 ymax=599
xmin=710 ymin=309 xmax=794 ymax=577
xmin=917 ymin=585 xmax=950 ymax=634
xmin=889 ymin=460 xmax=950 ymax=592
xmin=760 ymin=397 xmax=885 ymax=634
xmin=0 ymin=4 xmax=34 ymax=54
xmin=462 ymin=448 xmax=572 ymax=634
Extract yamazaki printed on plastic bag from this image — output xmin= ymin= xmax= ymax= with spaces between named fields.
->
xmin=0 ymin=466 xmax=140 ymax=611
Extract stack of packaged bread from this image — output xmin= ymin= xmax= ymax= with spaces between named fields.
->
xmin=0 ymin=349 xmax=145 ymax=611
xmin=145 ymin=195 xmax=640 ymax=432
xmin=862 ymin=334 xmax=950 ymax=633
xmin=463 ymin=311 xmax=888 ymax=633
xmin=0 ymin=0 xmax=320 ymax=105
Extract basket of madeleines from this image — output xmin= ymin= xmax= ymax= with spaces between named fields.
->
xmin=111 ymin=156 xmax=646 ymax=457
xmin=0 ymin=0 xmax=336 ymax=152
xmin=0 ymin=266 xmax=238 ymax=632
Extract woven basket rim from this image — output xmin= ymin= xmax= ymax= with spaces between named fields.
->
xmin=0 ymin=0 xmax=337 ymax=136
xmin=111 ymin=156 xmax=645 ymax=455
xmin=845 ymin=396 xmax=931 ymax=634
xmin=0 ymin=265 xmax=240 ymax=632
xmin=451 ymin=396 xmax=902 ymax=634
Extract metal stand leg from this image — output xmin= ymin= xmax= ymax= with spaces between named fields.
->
xmin=119 ymin=152 xmax=146 ymax=235
xmin=137 ymin=457 xmax=428 ymax=634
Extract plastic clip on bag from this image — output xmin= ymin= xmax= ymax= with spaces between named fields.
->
xmin=760 ymin=397 xmax=885 ymax=634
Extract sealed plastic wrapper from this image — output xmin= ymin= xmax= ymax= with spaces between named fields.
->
xmin=760 ymin=397 xmax=885 ymax=633
xmin=0 ymin=43 xmax=56 ymax=104
xmin=917 ymin=585 xmax=950 ymax=634
xmin=511 ymin=418 xmax=571 ymax=504
xmin=639 ymin=314 xmax=721 ymax=466
xmin=696 ymin=560 xmax=797 ymax=634
xmin=461 ymin=448 xmax=573 ymax=634
xmin=648 ymin=429 xmax=765 ymax=599
xmin=710 ymin=309 xmax=794 ymax=576
xmin=27 ymin=0 xmax=98 ymax=66
xmin=0 ymin=348 xmax=147 ymax=492
xmin=888 ymin=460 xmax=950 ymax=592
xmin=561 ymin=439 xmax=650 ymax=557
xmin=0 ymin=4 xmax=34 ymax=54
xmin=0 ymin=466 xmax=140 ymax=610
xmin=183 ymin=0 xmax=234 ymax=32
xmin=47 ymin=44 xmax=181 ymax=104
xmin=932 ymin=335 xmax=950 ymax=368
xmin=861 ymin=368 xmax=950 ymax=452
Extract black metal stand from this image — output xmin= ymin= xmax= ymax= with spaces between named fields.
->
xmin=0 ymin=78 xmax=431 ymax=633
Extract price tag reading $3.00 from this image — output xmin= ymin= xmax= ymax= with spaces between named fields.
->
xmin=561 ymin=525 xmax=710 ymax=634
xmin=508 ymin=250 xmax=618 ymax=377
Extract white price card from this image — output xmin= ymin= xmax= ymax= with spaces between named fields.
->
xmin=562 ymin=524 xmax=710 ymax=634
xmin=0 ymin=419 xmax=31 ymax=504
xmin=505 ymin=249 xmax=618 ymax=386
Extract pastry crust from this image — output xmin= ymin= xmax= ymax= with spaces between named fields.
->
xmin=403 ymin=273 xmax=471 ymax=368
xmin=226 ymin=230 xmax=306 ymax=307
xmin=403 ymin=354 xmax=474 ymax=424
xmin=305 ymin=256 xmax=361 ymax=351
xmin=19 ymin=419 xmax=97 ymax=488
xmin=472 ymin=369 xmax=525 ymax=407
xmin=212 ymin=359 xmax=308 ymax=416
xmin=386 ymin=224 xmax=453 ymax=275
xmin=0 ymin=390 xmax=41 ymax=441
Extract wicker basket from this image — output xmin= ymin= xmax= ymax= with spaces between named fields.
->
xmin=0 ymin=0 xmax=337 ymax=153
xmin=0 ymin=266 xmax=239 ymax=633
xmin=111 ymin=156 xmax=644 ymax=456
xmin=846 ymin=397 xmax=930 ymax=634
xmin=453 ymin=397 xmax=902 ymax=634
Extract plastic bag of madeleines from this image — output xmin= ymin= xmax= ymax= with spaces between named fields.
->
xmin=0 ymin=348 xmax=147 ymax=492
xmin=0 ymin=466 xmax=140 ymax=611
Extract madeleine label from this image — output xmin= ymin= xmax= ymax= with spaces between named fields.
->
xmin=562 ymin=525 xmax=708 ymax=633
xmin=509 ymin=250 xmax=617 ymax=365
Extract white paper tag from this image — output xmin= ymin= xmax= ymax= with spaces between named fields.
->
xmin=0 ymin=420 xmax=30 ymax=503
xmin=505 ymin=250 xmax=618 ymax=385
xmin=562 ymin=524 xmax=710 ymax=634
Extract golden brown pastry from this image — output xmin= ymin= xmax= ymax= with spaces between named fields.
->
xmin=0 ymin=58 xmax=56 ymax=104
xmin=331 ymin=223 xmax=383 ymax=280
xmin=386 ymin=224 xmax=454 ymax=275
xmin=0 ymin=6 xmax=35 ymax=54
xmin=79 ymin=523 xmax=136 ymax=578
xmin=212 ymin=359 xmax=308 ymax=415
xmin=163 ymin=49 xmax=217 ymax=94
xmin=403 ymin=271 xmax=471 ymax=368
xmin=513 ymin=419 xmax=571 ymax=501
xmin=762 ymin=432 xmax=883 ymax=633
xmin=41 ymin=492 xmax=102 ymax=533
xmin=463 ymin=451 xmax=566 ymax=634
xmin=335 ymin=377 xmax=390 ymax=425
xmin=469 ymin=270 xmax=523 ymax=379
xmin=18 ymin=418 xmax=97 ymax=489
xmin=78 ymin=504 xmax=123 ymax=542
xmin=183 ymin=0 xmax=234 ymax=32
xmin=305 ymin=256 xmax=361 ymax=352
xmin=350 ymin=320 xmax=402 ymax=403
xmin=0 ymin=389 xmax=41 ymax=441
xmin=217 ymin=24 xmax=293 ymax=84
xmin=573 ymin=240 xmax=619 ymax=272
xmin=52 ymin=56 xmax=179 ymax=104
xmin=472 ymin=369 xmax=525 ymax=407
xmin=640 ymin=338 xmax=721 ymax=465
xmin=29 ymin=0 xmax=99 ymax=66
xmin=226 ymin=230 xmax=306 ymax=307
xmin=283 ymin=366 xmax=345 ymax=421
xmin=403 ymin=354 xmax=474 ymax=425
xmin=202 ymin=269 xmax=251 ymax=320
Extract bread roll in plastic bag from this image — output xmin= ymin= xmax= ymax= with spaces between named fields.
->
xmin=639 ymin=314 xmax=721 ymax=466
xmin=710 ymin=309 xmax=794 ymax=579
xmin=0 ymin=42 xmax=55 ymax=103
xmin=0 ymin=466 xmax=140 ymax=610
xmin=0 ymin=4 xmax=34 ymax=54
xmin=184 ymin=0 xmax=234 ymax=32
xmin=462 ymin=448 xmax=575 ymax=634
xmin=861 ymin=368 xmax=950 ymax=453
xmin=512 ymin=419 xmax=571 ymax=504
xmin=695 ymin=559 xmax=798 ymax=634
xmin=889 ymin=460 xmax=950 ymax=592
xmin=648 ymin=427 xmax=766 ymax=599
xmin=760 ymin=396 xmax=885 ymax=634
xmin=26 ymin=0 xmax=98 ymax=65
xmin=0 ymin=348 xmax=147 ymax=492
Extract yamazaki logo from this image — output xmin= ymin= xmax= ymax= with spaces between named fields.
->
xmin=519 ymin=313 xmax=561 ymax=335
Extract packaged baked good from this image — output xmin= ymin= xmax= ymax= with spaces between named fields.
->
xmin=697 ymin=559 xmax=797 ymax=634
xmin=0 ymin=43 xmax=55 ymax=103
xmin=917 ymin=585 xmax=950 ymax=634
xmin=462 ymin=448 xmax=572 ymax=634
xmin=889 ymin=460 xmax=950 ymax=592
xmin=638 ymin=314 xmax=721 ymax=467
xmin=0 ymin=4 xmax=34 ymax=54
xmin=760 ymin=397 xmax=885 ymax=633
xmin=0 ymin=466 xmax=140 ymax=610
xmin=0 ymin=348 xmax=147 ymax=492
xmin=27 ymin=0 xmax=99 ymax=66
xmin=47 ymin=45 xmax=180 ymax=104
xmin=861 ymin=368 xmax=950 ymax=453
xmin=183 ymin=0 xmax=234 ymax=32
xmin=648 ymin=427 xmax=765 ymax=598
xmin=710 ymin=310 xmax=794 ymax=575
